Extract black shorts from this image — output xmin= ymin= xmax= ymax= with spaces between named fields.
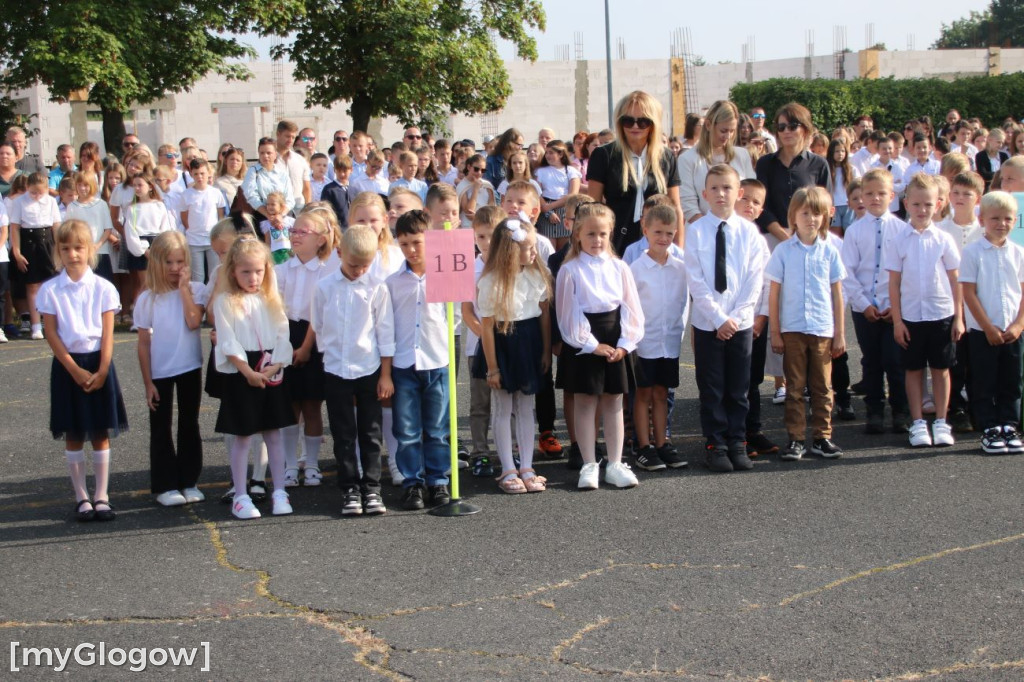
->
xmin=902 ymin=317 xmax=956 ymax=371
xmin=635 ymin=356 xmax=680 ymax=389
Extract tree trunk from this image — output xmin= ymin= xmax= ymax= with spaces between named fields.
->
xmin=101 ymin=106 xmax=127 ymax=159
xmin=351 ymin=94 xmax=372 ymax=135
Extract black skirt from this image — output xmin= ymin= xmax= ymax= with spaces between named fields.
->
xmin=561 ymin=309 xmax=636 ymax=396
xmin=215 ymin=350 xmax=298 ymax=436
xmin=203 ymin=346 xmax=223 ymax=399
xmin=471 ymin=315 xmax=544 ymax=395
xmin=125 ymin=235 xmax=156 ymax=271
xmin=19 ymin=228 xmax=56 ymax=284
xmin=50 ymin=352 xmax=129 ymax=441
xmin=284 ymin=319 xmax=325 ymax=401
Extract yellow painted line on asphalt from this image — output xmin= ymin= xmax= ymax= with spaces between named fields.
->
xmin=0 ymin=337 xmax=136 ymax=367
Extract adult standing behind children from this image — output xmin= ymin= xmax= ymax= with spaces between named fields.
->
xmin=275 ymin=121 xmax=312 ymax=211
xmin=484 ymin=128 xmax=525 ymax=190
xmin=586 ymin=91 xmax=682 ymax=255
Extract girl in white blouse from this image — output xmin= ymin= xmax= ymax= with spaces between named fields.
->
xmin=555 ymin=203 xmax=645 ymax=491
xmin=474 ymin=219 xmax=552 ymax=494
xmin=122 ymin=173 xmax=174 ymax=313
xmin=135 ymin=231 xmax=207 ymax=507
xmin=213 ymin=236 xmax=295 ymax=520
xmin=535 ymin=141 xmax=582 ymax=246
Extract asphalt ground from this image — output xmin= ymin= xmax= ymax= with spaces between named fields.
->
xmin=2 ymin=325 xmax=1023 ymax=680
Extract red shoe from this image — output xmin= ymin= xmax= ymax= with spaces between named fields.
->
xmin=538 ymin=431 xmax=563 ymax=458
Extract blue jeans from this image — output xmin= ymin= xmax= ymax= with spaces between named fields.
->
xmin=392 ymin=365 xmax=450 ymax=487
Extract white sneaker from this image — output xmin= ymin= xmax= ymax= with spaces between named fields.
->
xmin=909 ymin=419 xmax=932 ymax=447
xmin=0 ymin=328 xmax=7 ymax=343
xmin=303 ymin=467 xmax=322 ymax=487
xmin=30 ymin=329 xmax=44 ymax=340
xmin=232 ymin=494 xmax=261 ymax=519
xmin=932 ymin=419 xmax=955 ymax=447
xmin=182 ymin=487 xmax=205 ymax=503
xmin=271 ymin=489 xmax=293 ymax=515
xmin=155 ymin=490 xmax=187 ymax=506
xmin=772 ymin=387 xmax=787 ymax=404
xmin=604 ymin=461 xmax=639 ymax=488
xmin=284 ymin=468 xmax=301 ymax=487
xmin=577 ymin=462 xmax=600 ymax=490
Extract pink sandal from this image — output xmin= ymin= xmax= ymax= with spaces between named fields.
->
xmin=497 ymin=470 xmax=527 ymax=494
xmin=518 ymin=468 xmax=547 ymax=492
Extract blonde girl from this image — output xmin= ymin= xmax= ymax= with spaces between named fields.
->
xmin=535 ymin=140 xmax=583 ymax=246
xmin=67 ymin=172 xmax=116 ymax=282
xmin=38 ymin=220 xmax=128 ymax=522
xmin=135 ymin=231 xmax=207 ymax=506
xmin=349 ymin=191 xmax=402 ymax=279
xmin=474 ymin=218 xmax=552 ymax=493
xmin=496 ymin=150 xmax=541 ymax=199
xmin=276 ymin=210 xmax=336 ymax=486
xmin=122 ymin=173 xmax=174 ymax=312
xmin=213 ymin=236 xmax=295 ymax=519
xmin=555 ymin=203 xmax=644 ymax=490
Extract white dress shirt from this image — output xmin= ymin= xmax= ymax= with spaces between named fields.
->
xmin=213 ymin=293 xmax=292 ymax=374
xmin=870 ymin=158 xmax=906 ymax=210
xmin=904 ymin=158 xmax=941 ymax=177
xmin=35 ymin=268 xmax=120 ymax=353
xmin=276 ymin=255 xmax=333 ymax=322
xmin=884 ymin=222 xmax=961 ymax=322
xmin=555 ymin=251 xmax=644 ymax=354
xmin=9 ymin=193 xmax=60 ymax=228
xmin=937 ymin=215 xmax=982 ymax=254
xmin=387 ymin=263 xmax=450 ymax=370
xmin=959 ymin=237 xmax=1024 ymax=332
xmin=684 ymin=212 xmax=769 ymax=332
xmin=841 ymin=212 xmax=905 ymax=313
xmin=313 ymin=271 xmax=396 ymax=379
xmin=850 ymin=147 xmax=878 ymax=176
xmin=477 ymin=267 xmax=548 ymax=321
xmin=134 ymin=284 xmax=205 ymax=379
xmin=630 ymin=251 xmax=689 ymax=358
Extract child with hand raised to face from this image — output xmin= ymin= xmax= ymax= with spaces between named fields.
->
xmin=135 ymin=231 xmax=207 ymax=507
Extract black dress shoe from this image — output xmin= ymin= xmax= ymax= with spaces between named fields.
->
xmin=75 ymin=499 xmax=95 ymax=522
xmin=402 ymin=485 xmax=425 ymax=510
xmin=92 ymin=500 xmax=116 ymax=522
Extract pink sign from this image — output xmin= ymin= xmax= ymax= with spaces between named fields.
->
xmin=425 ymin=229 xmax=476 ymax=303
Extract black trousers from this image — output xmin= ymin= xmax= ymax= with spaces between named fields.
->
xmin=325 ymin=370 xmax=383 ymax=494
xmin=149 ymin=368 xmax=203 ymax=494
xmin=949 ymin=334 xmax=970 ymax=412
xmin=535 ymin=365 xmax=556 ymax=433
xmin=832 ymin=352 xmax=851 ymax=408
xmin=694 ymin=327 xmax=752 ymax=446
xmin=968 ymin=330 xmax=1022 ymax=431
xmin=746 ymin=326 xmax=767 ymax=435
xmin=851 ymin=312 xmax=907 ymax=415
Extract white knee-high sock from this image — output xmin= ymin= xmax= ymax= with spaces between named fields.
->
xmin=601 ymin=395 xmax=625 ymax=464
xmin=262 ymin=429 xmax=286 ymax=493
xmin=281 ymin=424 xmax=301 ymax=472
xmin=92 ymin=449 xmax=111 ymax=502
xmin=230 ymin=435 xmax=253 ymax=497
xmin=66 ymin=449 xmax=88 ymax=502
xmin=574 ymin=395 xmax=599 ymax=464
xmin=491 ymin=390 xmax=517 ymax=474
xmin=513 ymin=392 xmax=536 ymax=472
xmin=251 ymin=436 xmax=268 ymax=480
xmin=303 ymin=435 xmax=321 ymax=470
xmin=382 ymin=407 xmax=399 ymax=458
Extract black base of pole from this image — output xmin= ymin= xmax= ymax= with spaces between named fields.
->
xmin=429 ymin=498 xmax=482 ymax=517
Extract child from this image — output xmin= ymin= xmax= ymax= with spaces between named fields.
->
xmin=535 ymin=141 xmax=582 ymax=248
xmin=424 ymin=183 xmax=460 ymax=232
xmin=390 ymin=151 xmax=428 ymax=203
xmin=314 ymin=225 xmax=395 ymax=515
xmin=871 ymin=137 xmax=905 ymax=215
xmin=321 ymin=154 xmax=353 ymax=228
xmin=847 ymin=177 xmax=867 ymax=222
xmin=474 ymin=217 xmax=552 ymax=493
xmin=960 ymin=191 xmax=1024 ymax=454
xmin=259 ymin=191 xmax=294 ymax=266
xmin=684 ymin=165 xmax=769 ymax=472
xmin=387 ymin=187 xmax=424 ymax=236
xmin=276 ymin=211 xmax=335 ymax=487
xmin=434 ymin=139 xmax=459 ymax=186
xmin=351 ymin=150 xmax=390 ymax=197
xmin=886 ymin=173 xmax=963 ymax=447
xmin=999 ymin=156 xmax=1024 ymax=194
xmin=0 ymin=200 xmax=8 ymax=343
xmin=827 ymin=139 xmax=858 ymax=232
xmin=977 ymin=129 xmax=1009 ymax=191
xmin=309 ymin=152 xmax=330 ymax=202
xmin=496 ymin=150 xmax=542 ymax=200
xmin=213 ymin=236 xmax=296 ymax=519
xmin=461 ymin=206 xmax=506 ymax=476
xmin=67 ymin=173 xmax=116 ymax=283
xmin=387 ymin=210 xmax=452 ymax=509
xmin=350 ymin=192 xmax=403 ymax=280
xmin=57 ymin=176 xmax=78 ymax=220
xmin=621 ymin=194 xmax=680 ymax=265
xmin=630 ymin=204 xmax=689 ymax=470
xmin=841 ymin=169 xmax=910 ymax=434
xmin=457 ymin=154 xmax=496 ymax=228
xmin=556 ymin=202 xmax=643 ymax=489
xmin=38 ymin=220 xmax=128 ymax=522
xmin=179 ymin=159 xmax=227 ymax=283
xmin=122 ymin=173 xmax=175 ymax=313
xmin=905 ymin=134 xmax=941 ymax=178
xmin=767 ymin=187 xmax=846 ymax=461
xmin=10 ymin=172 xmax=62 ymax=339
xmin=135 ymin=231 xmax=207 ymax=506
xmin=349 ymin=131 xmax=371 ymax=181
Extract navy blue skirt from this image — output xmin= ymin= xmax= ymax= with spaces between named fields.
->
xmin=471 ymin=315 xmax=544 ymax=395
xmin=50 ymin=352 xmax=129 ymax=441
xmin=561 ymin=309 xmax=636 ymax=396
xmin=215 ymin=350 xmax=298 ymax=436
xmin=19 ymin=228 xmax=56 ymax=284
xmin=203 ymin=345 xmax=223 ymax=399
xmin=284 ymin=319 xmax=325 ymax=401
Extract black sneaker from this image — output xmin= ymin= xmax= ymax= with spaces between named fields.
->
xmin=248 ymin=479 xmax=267 ymax=503
xmin=428 ymin=485 xmax=450 ymax=506
xmin=363 ymin=492 xmax=387 ymax=515
xmin=1004 ymin=426 xmax=1024 ymax=454
xmin=727 ymin=441 xmax=754 ymax=470
xmin=401 ymin=485 xmax=425 ymax=510
xmin=705 ymin=443 xmax=733 ymax=473
xmin=981 ymin=427 xmax=1008 ymax=455
xmin=745 ymin=432 xmax=778 ymax=457
xmin=779 ymin=440 xmax=805 ymax=461
xmin=891 ymin=411 xmax=911 ymax=433
xmin=341 ymin=489 xmax=363 ymax=516
xmin=634 ymin=445 xmax=667 ymax=471
xmin=810 ymin=438 xmax=843 ymax=459
xmin=836 ymin=404 xmax=856 ymax=421
xmin=866 ymin=411 xmax=886 ymax=434
xmin=850 ymin=379 xmax=867 ymax=395
xmin=657 ymin=443 xmax=688 ymax=468
xmin=565 ymin=442 xmax=583 ymax=471
xmin=471 ymin=455 xmax=496 ymax=477
xmin=949 ymin=409 xmax=973 ymax=434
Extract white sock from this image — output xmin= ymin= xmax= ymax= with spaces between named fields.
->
xmin=66 ymin=449 xmax=88 ymax=502
xmin=492 ymin=390 xmax=518 ymax=474
xmin=251 ymin=437 xmax=268 ymax=481
xmin=513 ymin=392 xmax=536 ymax=473
xmin=281 ymin=424 xmax=301 ymax=472
xmin=92 ymin=449 xmax=111 ymax=502
xmin=230 ymin=435 xmax=252 ymax=496
xmin=262 ymin=429 xmax=286 ymax=493
xmin=31 ymin=322 xmax=42 ymax=334
xmin=303 ymin=435 xmax=321 ymax=470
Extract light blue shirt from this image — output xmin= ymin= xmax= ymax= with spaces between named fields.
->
xmin=391 ymin=177 xmax=428 ymax=203
xmin=765 ymin=236 xmax=845 ymax=337
xmin=622 ymin=235 xmax=684 ymax=265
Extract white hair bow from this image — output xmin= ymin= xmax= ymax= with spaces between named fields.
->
xmin=505 ymin=219 xmax=526 ymax=243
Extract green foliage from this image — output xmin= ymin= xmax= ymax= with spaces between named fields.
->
xmin=934 ymin=10 xmax=993 ymax=48
xmin=934 ymin=0 xmax=1024 ymax=48
xmin=279 ymin=0 xmax=546 ymax=133
xmin=731 ymin=74 xmax=1024 ymax=133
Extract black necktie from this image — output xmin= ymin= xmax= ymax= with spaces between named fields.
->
xmin=715 ymin=221 xmax=727 ymax=293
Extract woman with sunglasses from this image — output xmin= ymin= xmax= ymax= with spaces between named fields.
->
xmin=585 ymin=90 xmax=682 ymax=254
xmin=753 ymin=102 xmax=830 ymax=246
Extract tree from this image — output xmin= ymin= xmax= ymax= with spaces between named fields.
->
xmin=933 ymin=10 xmax=993 ymax=48
xmin=0 ymin=0 xmax=302 ymax=153
xmin=933 ymin=0 xmax=1024 ymax=48
xmin=278 ymin=0 xmax=546 ymax=134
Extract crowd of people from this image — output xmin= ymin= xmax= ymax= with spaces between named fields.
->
xmin=4 ymin=90 xmax=1024 ymax=524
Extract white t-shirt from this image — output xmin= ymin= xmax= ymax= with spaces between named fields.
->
xmin=260 ymin=215 xmax=295 ymax=255
xmin=496 ymin=178 xmax=542 ymax=198
xmin=123 ymin=201 xmax=174 ymax=257
xmin=276 ymin=151 xmax=311 ymax=210
xmin=180 ymin=186 xmax=227 ymax=247
xmin=134 ymin=284 xmax=206 ymax=379
xmin=66 ymin=198 xmax=115 ymax=256
xmin=9 ymin=193 xmax=60 ymax=229
xmin=535 ymin=165 xmax=582 ymax=200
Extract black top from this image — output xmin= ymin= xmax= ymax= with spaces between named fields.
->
xmin=320 ymin=181 xmax=351 ymax=228
xmin=975 ymin=150 xmax=1009 ymax=189
xmin=586 ymin=142 xmax=680 ymax=252
xmin=754 ymin=150 xmax=831 ymax=232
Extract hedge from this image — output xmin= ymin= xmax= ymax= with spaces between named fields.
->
xmin=730 ymin=73 xmax=1024 ymax=133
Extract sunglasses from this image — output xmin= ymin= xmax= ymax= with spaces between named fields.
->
xmin=470 ymin=166 xmax=485 ymax=172
xmin=619 ymin=116 xmax=653 ymax=130
xmin=301 ymin=136 xmax=314 ymax=142
xmin=751 ymin=113 xmax=766 ymax=119
xmin=334 ymin=136 xmax=348 ymax=142
xmin=405 ymin=134 xmax=422 ymax=140
xmin=777 ymin=122 xmax=803 ymax=133
xmin=164 ymin=153 xmax=179 ymax=159
xmin=123 ymin=141 xmax=139 ymax=148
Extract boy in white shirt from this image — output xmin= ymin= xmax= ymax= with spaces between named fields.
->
xmin=960 ymin=191 xmax=1024 ymax=454
xmin=352 ymin=150 xmax=389 ymax=197
xmin=349 ymin=131 xmax=371 ymax=182
xmin=870 ymin=138 xmax=905 ymax=215
xmin=309 ymin=153 xmax=330 ymax=203
xmin=885 ymin=173 xmax=962 ymax=447
xmin=179 ymin=159 xmax=227 ymax=283
xmin=390 ymin=151 xmax=428 ymax=203
xmin=905 ymin=134 xmax=941 ymax=178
